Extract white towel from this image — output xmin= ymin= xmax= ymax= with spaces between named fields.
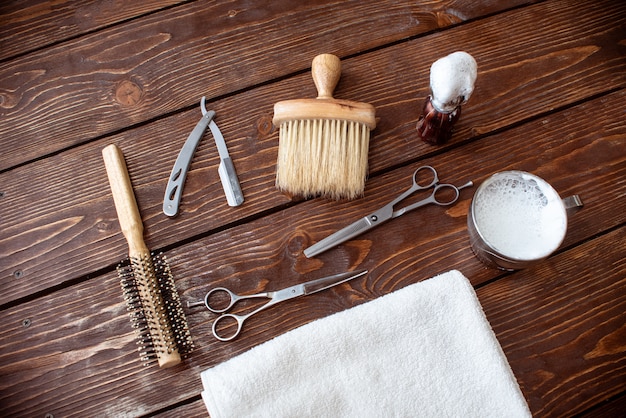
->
xmin=200 ymin=270 xmax=531 ymax=417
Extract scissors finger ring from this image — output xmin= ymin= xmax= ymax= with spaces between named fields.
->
xmin=412 ymin=166 xmax=438 ymax=188
xmin=431 ymin=183 xmax=462 ymax=205
xmin=204 ymin=287 xmax=238 ymax=313
xmin=212 ymin=313 xmax=246 ymax=341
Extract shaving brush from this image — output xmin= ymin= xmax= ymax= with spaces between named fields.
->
xmin=417 ymin=51 xmax=477 ymax=145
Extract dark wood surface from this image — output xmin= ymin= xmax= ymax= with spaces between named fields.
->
xmin=1 ymin=0 xmax=624 ymax=416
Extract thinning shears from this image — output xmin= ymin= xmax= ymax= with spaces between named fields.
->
xmin=191 ymin=270 xmax=368 ymax=341
xmin=304 ymin=166 xmax=472 ymax=258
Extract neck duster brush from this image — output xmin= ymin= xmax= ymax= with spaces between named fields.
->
xmin=102 ymin=144 xmax=193 ymax=368
xmin=273 ymin=54 xmax=376 ymax=200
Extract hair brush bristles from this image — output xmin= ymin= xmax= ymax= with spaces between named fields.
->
xmin=152 ymin=253 xmax=194 ymax=357
xmin=273 ymin=54 xmax=376 ymax=200
xmin=118 ymin=253 xmax=193 ymax=367
xmin=275 ymin=119 xmax=371 ymax=200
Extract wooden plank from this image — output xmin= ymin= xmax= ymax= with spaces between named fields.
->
xmin=479 ymin=227 xmax=626 ymax=416
xmin=578 ymin=394 xmax=626 ymax=418
xmin=1 ymin=78 xmax=623 ymax=308
xmin=152 ymin=399 xmax=206 ymax=418
xmin=0 ymin=223 xmax=622 ymax=416
xmin=0 ymin=0 xmax=544 ymax=171
xmin=0 ymin=0 xmax=185 ymax=61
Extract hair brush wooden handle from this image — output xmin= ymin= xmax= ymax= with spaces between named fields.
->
xmin=273 ymin=53 xmax=375 ymax=129
xmin=312 ymin=53 xmax=341 ymax=99
xmin=102 ymin=144 xmax=149 ymax=258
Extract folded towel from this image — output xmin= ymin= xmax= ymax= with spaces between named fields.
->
xmin=200 ymin=270 xmax=531 ymax=417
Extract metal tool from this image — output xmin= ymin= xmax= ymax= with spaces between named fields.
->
xmin=304 ymin=166 xmax=473 ymax=258
xmin=163 ymin=97 xmax=243 ymax=217
xmin=189 ymin=270 xmax=368 ymax=341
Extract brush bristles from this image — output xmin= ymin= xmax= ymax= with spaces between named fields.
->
xmin=118 ymin=253 xmax=193 ymax=367
xmin=152 ymin=254 xmax=194 ymax=356
xmin=276 ymin=119 xmax=370 ymax=200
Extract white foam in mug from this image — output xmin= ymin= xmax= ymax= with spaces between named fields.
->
xmin=468 ymin=171 xmax=582 ymax=270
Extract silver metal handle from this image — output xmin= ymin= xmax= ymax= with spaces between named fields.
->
xmin=163 ymin=111 xmax=215 ymax=217
xmin=563 ymin=194 xmax=583 ymax=215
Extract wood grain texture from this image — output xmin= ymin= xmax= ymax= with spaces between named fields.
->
xmin=1 ymin=0 xmax=624 ymax=416
xmin=1 ymin=0 xmax=624 ymax=306
xmin=0 ymin=229 xmax=622 ymax=416
xmin=0 ymin=0 xmax=536 ymax=171
xmin=0 ymin=0 xmax=186 ymax=61
xmin=479 ymin=227 xmax=626 ymax=416
xmin=578 ymin=395 xmax=626 ymax=418
xmin=153 ymin=399 xmax=207 ymax=418
xmin=0 ymin=89 xmax=624 ymax=416
xmin=1 ymin=83 xmax=623 ymax=306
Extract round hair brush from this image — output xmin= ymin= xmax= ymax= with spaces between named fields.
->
xmin=102 ymin=144 xmax=193 ymax=368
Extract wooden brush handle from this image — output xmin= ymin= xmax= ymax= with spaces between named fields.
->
xmin=273 ymin=53 xmax=376 ymax=129
xmin=102 ymin=144 xmax=149 ymax=258
xmin=312 ymin=53 xmax=341 ymax=99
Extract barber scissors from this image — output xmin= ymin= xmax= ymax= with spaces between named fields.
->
xmin=191 ymin=270 xmax=367 ymax=341
xmin=304 ymin=166 xmax=473 ymax=258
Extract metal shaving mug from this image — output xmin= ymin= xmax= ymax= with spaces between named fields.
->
xmin=468 ymin=171 xmax=583 ymax=270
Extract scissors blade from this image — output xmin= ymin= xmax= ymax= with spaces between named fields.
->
xmin=302 ymin=270 xmax=368 ymax=295
xmin=304 ymin=202 xmax=394 ymax=258
xmin=303 ymin=217 xmax=371 ymax=258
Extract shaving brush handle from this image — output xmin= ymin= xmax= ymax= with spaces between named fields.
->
xmin=102 ymin=144 xmax=149 ymax=257
xmin=312 ymin=54 xmax=341 ymax=99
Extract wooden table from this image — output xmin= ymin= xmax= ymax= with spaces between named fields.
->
xmin=1 ymin=0 xmax=624 ymax=416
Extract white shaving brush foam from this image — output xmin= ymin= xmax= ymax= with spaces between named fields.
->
xmin=417 ymin=51 xmax=477 ymax=144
